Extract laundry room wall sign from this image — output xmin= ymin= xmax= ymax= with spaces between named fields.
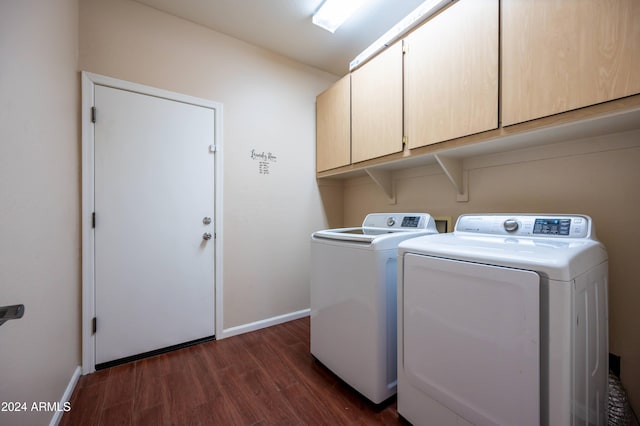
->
xmin=250 ymin=149 xmax=277 ymax=175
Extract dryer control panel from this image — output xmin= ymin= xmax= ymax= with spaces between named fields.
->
xmin=455 ymin=214 xmax=592 ymax=238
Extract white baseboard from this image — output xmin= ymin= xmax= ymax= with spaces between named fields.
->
xmin=49 ymin=366 xmax=81 ymax=426
xmin=219 ymin=308 xmax=310 ymax=339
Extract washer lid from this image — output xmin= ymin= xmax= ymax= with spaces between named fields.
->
xmin=399 ymin=214 xmax=607 ymax=281
xmin=313 ymin=227 xmax=414 ymax=244
xmin=312 ymin=213 xmax=439 ymax=246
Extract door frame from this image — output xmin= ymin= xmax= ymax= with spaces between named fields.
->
xmin=81 ymin=72 xmax=224 ymax=374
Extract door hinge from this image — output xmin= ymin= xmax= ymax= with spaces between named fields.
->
xmin=91 ymin=106 xmax=96 ymax=123
xmin=92 ymin=212 xmax=96 ymax=228
xmin=209 ymin=144 xmax=216 ymax=153
xmin=92 ymin=317 xmax=97 ymax=334
xmin=402 ymin=136 xmax=408 ymax=148
xmin=402 ymin=40 xmax=408 ymax=54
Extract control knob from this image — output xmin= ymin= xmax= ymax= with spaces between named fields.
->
xmin=503 ymin=219 xmax=519 ymax=232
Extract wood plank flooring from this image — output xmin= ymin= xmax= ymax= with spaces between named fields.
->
xmin=61 ymin=317 xmax=407 ymax=425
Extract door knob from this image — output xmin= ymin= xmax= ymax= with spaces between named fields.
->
xmin=202 ymin=217 xmax=212 ymax=225
xmin=202 ymin=232 xmax=212 ymax=241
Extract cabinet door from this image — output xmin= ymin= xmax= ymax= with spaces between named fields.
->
xmin=316 ymin=75 xmax=351 ymax=172
xmin=351 ymin=42 xmax=403 ymax=163
xmin=502 ymin=0 xmax=640 ymax=126
xmin=404 ymin=0 xmax=498 ymax=149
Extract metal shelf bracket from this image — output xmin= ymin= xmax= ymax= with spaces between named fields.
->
xmin=434 ymin=154 xmax=469 ymax=202
xmin=365 ymin=168 xmax=397 ymax=204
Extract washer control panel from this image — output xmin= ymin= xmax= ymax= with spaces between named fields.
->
xmin=362 ymin=213 xmax=432 ymax=230
xmin=532 ymin=218 xmax=573 ymax=236
xmin=456 ymin=214 xmax=591 ymax=238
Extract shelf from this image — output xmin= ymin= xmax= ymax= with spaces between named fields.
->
xmin=317 ymin=96 xmax=640 ymax=202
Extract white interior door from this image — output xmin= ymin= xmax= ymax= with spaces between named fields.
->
xmin=94 ymin=85 xmax=215 ymax=365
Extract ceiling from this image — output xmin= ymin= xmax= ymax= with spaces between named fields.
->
xmin=133 ymin=0 xmax=429 ymax=76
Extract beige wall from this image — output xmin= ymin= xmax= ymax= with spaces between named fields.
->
xmin=0 ymin=0 xmax=80 ymax=425
xmin=79 ymin=0 xmax=337 ymax=330
xmin=342 ymin=129 xmax=640 ymax=413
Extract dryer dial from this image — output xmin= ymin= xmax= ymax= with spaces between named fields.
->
xmin=503 ymin=219 xmax=519 ymax=232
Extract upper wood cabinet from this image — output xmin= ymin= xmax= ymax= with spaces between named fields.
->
xmin=316 ymin=74 xmax=351 ymax=172
xmin=404 ymin=0 xmax=499 ymax=149
xmin=502 ymin=0 xmax=640 ymax=126
xmin=316 ymin=0 xmax=640 ymax=179
xmin=351 ymin=42 xmax=404 ymax=163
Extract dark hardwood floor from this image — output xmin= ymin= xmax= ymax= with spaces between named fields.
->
xmin=61 ymin=317 xmax=408 ymax=425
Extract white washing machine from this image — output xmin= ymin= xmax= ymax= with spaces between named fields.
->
xmin=397 ymin=214 xmax=608 ymax=426
xmin=311 ymin=213 xmax=439 ymax=404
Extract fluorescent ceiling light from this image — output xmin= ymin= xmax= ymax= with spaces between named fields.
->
xmin=313 ymin=0 xmax=366 ymax=33
xmin=350 ymin=0 xmax=453 ymax=70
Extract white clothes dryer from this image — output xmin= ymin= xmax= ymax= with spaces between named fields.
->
xmin=311 ymin=213 xmax=439 ymax=404
xmin=397 ymin=214 xmax=608 ymax=426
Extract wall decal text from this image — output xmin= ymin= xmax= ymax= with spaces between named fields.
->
xmin=251 ymin=149 xmax=277 ymax=175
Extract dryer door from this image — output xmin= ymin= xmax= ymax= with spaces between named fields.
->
xmin=403 ymin=254 xmax=540 ymax=426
